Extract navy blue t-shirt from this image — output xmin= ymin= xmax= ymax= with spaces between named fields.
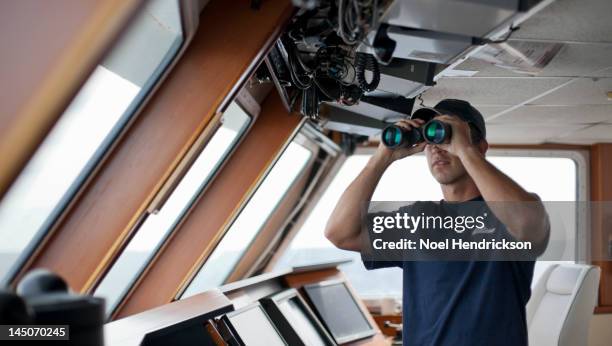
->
xmin=363 ymin=197 xmax=534 ymax=346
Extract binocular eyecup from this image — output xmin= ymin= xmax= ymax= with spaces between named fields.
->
xmin=381 ymin=119 xmax=452 ymax=148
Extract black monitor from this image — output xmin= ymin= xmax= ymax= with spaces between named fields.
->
xmin=261 ymin=289 xmax=336 ymax=346
xmin=303 ymin=279 xmax=376 ymax=344
xmin=220 ymin=302 xmax=287 ymax=346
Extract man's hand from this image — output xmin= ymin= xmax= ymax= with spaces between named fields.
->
xmin=326 ymin=119 xmax=426 ymax=252
xmin=439 ymin=115 xmax=550 ymax=249
xmin=434 ymin=115 xmax=478 ymax=158
xmin=374 ymin=118 xmax=426 ymax=166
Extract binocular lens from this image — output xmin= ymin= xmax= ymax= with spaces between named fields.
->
xmin=381 ymin=120 xmax=451 ymax=148
xmin=381 ymin=125 xmax=422 ymax=148
xmin=423 ymin=120 xmax=451 ymax=144
xmin=381 ymin=126 xmax=403 ymax=148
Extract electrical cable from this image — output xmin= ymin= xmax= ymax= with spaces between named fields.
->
xmin=286 ymin=0 xmax=383 ymax=108
xmin=286 ymin=39 xmax=313 ymax=90
xmin=355 ymin=52 xmax=380 ymax=92
xmin=337 ymin=0 xmax=379 ymax=46
xmin=417 ymin=93 xmax=425 ymax=107
xmin=337 ymin=0 xmax=357 ymax=44
xmin=480 ymin=25 xmax=521 ymax=44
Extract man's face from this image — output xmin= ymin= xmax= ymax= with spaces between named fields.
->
xmin=425 ymin=142 xmax=467 ymax=185
xmin=424 ymin=115 xmax=469 ymax=185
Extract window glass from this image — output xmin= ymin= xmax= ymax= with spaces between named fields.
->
xmin=276 ymin=154 xmax=577 ymax=298
xmin=0 ymin=0 xmax=183 ymax=282
xmin=181 ymin=140 xmax=313 ymax=298
xmin=94 ymin=102 xmax=250 ymax=314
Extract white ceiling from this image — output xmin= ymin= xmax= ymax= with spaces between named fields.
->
xmin=418 ymin=0 xmax=612 ymax=145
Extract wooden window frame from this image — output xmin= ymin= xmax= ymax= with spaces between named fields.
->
xmin=114 ymin=91 xmax=303 ymax=318
xmin=232 ymin=128 xmax=344 ymax=280
xmin=96 ymin=100 xmax=259 ymax=317
xmin=265 ymin=154 xmax=348 ymax=272
xmin=15 ymin=0 xmax=294 ymax=296
xmin=223 ymin=132 xmax=321 ymax=284
xmin=0 ymin=0 xmax=145 ymax=199
xmin=3 ymin=0 xmax=201 ymax=286
xmin=591 ymin=144 xmax=612 ymax=314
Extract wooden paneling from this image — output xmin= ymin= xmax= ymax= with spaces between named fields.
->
xmin=264 ymin=154 xmax=347 ymax=272
xmin=20 ymin=0 xmax=294 ymax=293
xmin=590 ymin=143 xmax=612 ymax=312
xmin=104 ymin=288 xmax=232 ymax=346
xmin=594 ymin=306 xmax=612 ymax=314
xmin=106 ymin=265 xmax=390 ymax=345
xmin=284 ymin=268 xmax=342 ymax=289
xmin=0 ymin=0 xmax=143 ymax=199
xmin=226 ymin=157 xmax=315 ymax=282
xmin=373 ymin=315 xmax=402 ymax=338
xmin=115 ymin=92 xmax=302 ymax=318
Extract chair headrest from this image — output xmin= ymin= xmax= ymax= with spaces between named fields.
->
xmin=546 ymin=265 xmax=584 ymax=295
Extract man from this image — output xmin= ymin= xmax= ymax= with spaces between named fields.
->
xmin=324 ymin=99 xmax=550 ymax=346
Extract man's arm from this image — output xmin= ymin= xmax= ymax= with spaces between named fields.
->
xmin=459 ymin=147 xmax=549 ymax=248
xmin=440 ymin=115 xmax=550 ymax=248
xmin=325 ymin=119 xmax=425 ymax=252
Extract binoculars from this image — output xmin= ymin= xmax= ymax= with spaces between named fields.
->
xmin=381 ymin=119 xmax=452 ymax=148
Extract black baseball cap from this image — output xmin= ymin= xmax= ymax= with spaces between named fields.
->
xmin=411 ymin=99 xmax=486 ymax=141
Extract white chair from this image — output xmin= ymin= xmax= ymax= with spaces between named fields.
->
xmin=527 ymin=264 xmax=601 ymax=346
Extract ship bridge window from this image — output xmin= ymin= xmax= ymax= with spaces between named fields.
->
xmin=94 ymin=102 xmax=251 ymax=315
xmin=275 ymin=149 xmax=583 ymax=299
xmin=180 ymin=133 xmax=314 ymax=299
xmin=0 ymin=0 xmax=184 ymax=283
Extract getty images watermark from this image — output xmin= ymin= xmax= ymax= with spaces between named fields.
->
xmin=370 ymin=210 xmax=532 ymax=251
xmin=361 ymin=201 xmax=612 ymax=262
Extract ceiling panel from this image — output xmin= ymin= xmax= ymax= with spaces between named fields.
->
xmin=375 ymin=72 xmax=429 ymax=97
xmin=490 ymin=104 xmax=612 ymax=124
xmin=485 ymin=123 xmax=588 ymax=144
xmin=550 ymin=124 xmax=612 ymax=144
xmin=513 ymin=0 xmax=612 ymax=43
xmin=454 ymin=43 xmax=612 ymax=78
xmin=537 ymin=45 xmax=612 ymax=77
xmin=530 ymin=77 xmax=612 ymax=105
xmin=474 ymin=106 xmax=515 ymax=119
xmin=452 ymin=58 xmax=519 ymax=78
xmin=421 ymin=77 xmax=571 ymax=106
xmin=340 ymin=0 xmax=612 ymax=145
